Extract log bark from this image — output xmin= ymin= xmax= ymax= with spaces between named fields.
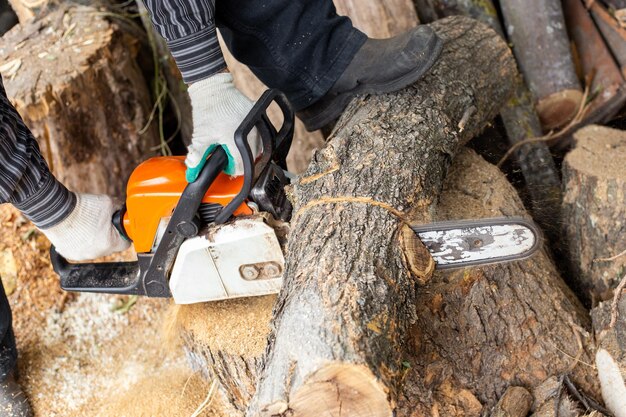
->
xmin=564 ymin=0 xmax=626 ymax=120
xmin=591 ymin=1 xmax=626 ymax=79
xmin=562 ymin=125 xmax=626 ymax=305
xmin=248 ymin=17 xmax=517 ymax=417
xmin=499 ymin=0 xmax=582 ymax=130
xmin=412 ymin=0 xmax=562 ymax=244
xmin=490 ymin=386 xmax=532 ymax=417
xmin=414 ymin=0 xmax=502 ymax=36
xmin=0 ymin=5 xmax=159 ymax=198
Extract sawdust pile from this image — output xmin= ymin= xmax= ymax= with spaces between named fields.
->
xmin=0 ymin=205 xmax=224 ymax=416
xmin=168 ymin=295 xmax=275 ymax=358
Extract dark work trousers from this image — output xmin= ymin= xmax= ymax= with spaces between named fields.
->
xmin=0 ymin=281 xmax=16 ymax=381
xmin=215 ymin=0 xmax=367 ymax=111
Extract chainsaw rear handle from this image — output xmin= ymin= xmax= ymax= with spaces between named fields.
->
xmin=214 ymin=89 xmax=294 ymax=224
xmin=51 ymin=147 xmax=229 ymax=297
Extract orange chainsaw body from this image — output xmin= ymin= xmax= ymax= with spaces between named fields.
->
xmin=122 ymin=156 xmax=252 ymax=253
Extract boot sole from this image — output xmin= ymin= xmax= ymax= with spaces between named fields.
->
xmin=298 ymin=36 xmax=444 ymax=132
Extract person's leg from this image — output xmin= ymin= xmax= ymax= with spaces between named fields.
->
xmin=0 ymin=280 xmax=31 ymax=416
xmin=215 ymin=0 xmax=367 ymax=112
xmin=215 ymin=0 xmax=442 ymax=131
xmin=0 ymin=281 xmax=16 ymax=381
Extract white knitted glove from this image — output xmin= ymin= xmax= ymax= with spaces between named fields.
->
xmin=41 ymin=194 xmax=130 ymax=261
xmin=186 ymin=73 xmax=261 ymax=181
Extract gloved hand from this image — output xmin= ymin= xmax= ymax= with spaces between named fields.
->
xmin=186 ymin=73 xmax=261 ymax=181
xmin=41 ymin=193 xmax=130 ymax=261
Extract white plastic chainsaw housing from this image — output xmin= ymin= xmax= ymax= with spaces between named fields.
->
xmin=169 ymin=217 xmax=284 ymax=304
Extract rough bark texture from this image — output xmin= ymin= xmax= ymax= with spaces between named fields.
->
xmin=412 ymin=0 xmax=562 ymax=242
xmin=564 ymin=0 xmax=626 ymax=119
xmin=591 ymin=1 xmax=626 ymax=79
xmin=247 ymin=16 xmax=517 ymax=417
xmin=562 ymin=125 xmax=626 ymax=304
xmin=499 ymin=0 xmax=582 ymax=130
xmin=490 ymin=386 xmax=533 ymax=417
xmin=334 ymin=0 xmax=419 ymax=38
xmin=414 ymin=0 xmax=502 ymax=36
xmin=394 ymin=149 xmax=598 ymax=417
xmin=0 ymin=5 xmax=158 ymax=198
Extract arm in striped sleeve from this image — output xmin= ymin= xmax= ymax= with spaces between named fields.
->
xmin=142 ymin=0 xmax=226 ymax=83
xmin=0 ymin=76 xmax=76 ymax=228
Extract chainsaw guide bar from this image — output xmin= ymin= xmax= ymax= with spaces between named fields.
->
xmin=411 ymin=217 xmax=541 ymax=269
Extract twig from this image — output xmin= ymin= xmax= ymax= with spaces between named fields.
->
xmin=190 ymin=379 xmax=217 ymax=417
xmin=555 ymin=374 xmax=565 ymax=417
xmin=563 ymin=374 xmax=614 ymax=417
xmin=567 ymin=323 xmax=585 ymax=372
xmin=609 ymin=273 xmax=626 ymax=329
xmin=594 ymin=247 xmax=626 ymax=263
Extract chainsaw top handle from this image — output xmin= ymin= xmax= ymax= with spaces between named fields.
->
xmin=214 ymin=89 xmax=294 ymax=224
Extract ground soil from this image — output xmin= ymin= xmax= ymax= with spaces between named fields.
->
xmin=0 ymin=204 xmax=225 ymax=416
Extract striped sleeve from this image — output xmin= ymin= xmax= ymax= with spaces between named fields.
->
xmin=143 ymin=0 xmax=226 ymax=83
xmin=0 ymin=76 xmax=76 ymax=229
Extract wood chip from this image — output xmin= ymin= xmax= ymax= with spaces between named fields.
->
xmin=0 ymin=58 xmax=22 ymax=77
xmin=0 ymin=249 xmax=18 ymax=295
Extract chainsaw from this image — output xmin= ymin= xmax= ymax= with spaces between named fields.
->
xmin=50 ymin=89 xmax=541 ymax=304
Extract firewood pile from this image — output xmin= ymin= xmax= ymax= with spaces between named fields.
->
xmin=0 ymin=0 xmax=625 ymax=416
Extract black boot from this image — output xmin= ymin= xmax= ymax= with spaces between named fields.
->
xmin=0 ymin=372 xmax=32 ymax=417
xmin=297 ymin=25 xmax=443 ymax=131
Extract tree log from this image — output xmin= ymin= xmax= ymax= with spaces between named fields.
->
xmin=564 ymin=0 xmax=626 ymax=120
xmin=178 ymin=147 xmax=600 ymax=417
xmin=247 ymin=16 xmax=517 ymax=417
xmin=0 ymin=5 xmax=158 ymax=198
xmin=591 ymin=1 xmax=626 ymax=79
xmin=499 ymin=0 xmax=582 ymax=130
xmin=562 ymin=125 xmax=626 ymax=304
xmin=412 ymin=0 xmax=562 ymax=243
xmin=174 ymin=15 xmax=517 ymax=417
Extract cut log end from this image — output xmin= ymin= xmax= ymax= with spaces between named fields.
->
xmin=269 ymin=364 xmax=391 ymax=417
xmin=535 ymin=89 xmax=583 ymax=130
